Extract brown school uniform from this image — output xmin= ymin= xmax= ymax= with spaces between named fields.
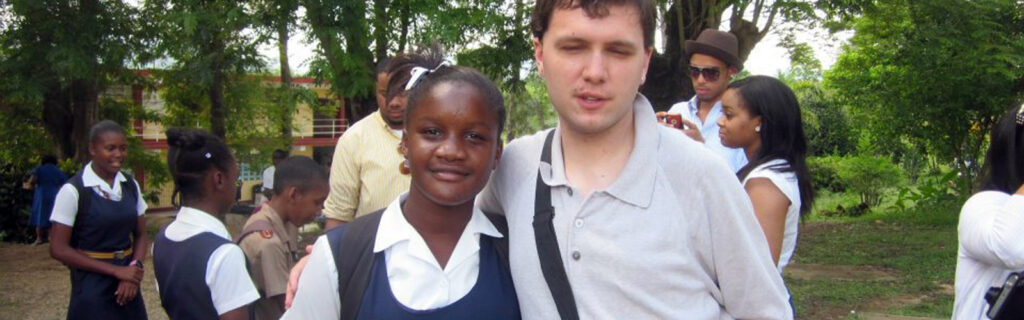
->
xmin=238 ymin=204 xmax=301 ymax=320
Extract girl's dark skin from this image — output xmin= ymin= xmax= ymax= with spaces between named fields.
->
xmin=49 ymin=131 xmax=148 ymax=306
xmin=400 ymin=82 xmax=502 ymax=269
xmin=179 ymin=157 xmax=248 ymax=320
xmin=179 ymin=158 xmax=248 ymax=320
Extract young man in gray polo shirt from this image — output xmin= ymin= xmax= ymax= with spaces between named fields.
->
xmin=285 ymin=0 xmax=792 ymax=317
xmin=477 ymin=0 xmax=792 ymax=318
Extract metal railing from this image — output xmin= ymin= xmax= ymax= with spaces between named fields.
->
xmin=132 ymin=118 xmax=349 ymax=141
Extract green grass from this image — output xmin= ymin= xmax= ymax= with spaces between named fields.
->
xmin=790 ymin=196 xmax=959 ymax=319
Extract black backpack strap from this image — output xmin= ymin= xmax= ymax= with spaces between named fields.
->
xmin=234 ymin=219 xmax=273 ymax=244
xmin=120 ymin=172 xmax=139 ymax=204
xmin=484 ymin=212 xmax=510 ymax=268
xmin=327 ymin=209 xmax=385 ymax=320
xmin=69 ymin=171 xmax=90 ymax=219
xmin=533 ymin=129 xmax=580 ymax=320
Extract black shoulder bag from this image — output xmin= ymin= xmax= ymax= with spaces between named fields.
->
xmin=533 ymin=130 xmax=580 ymax=320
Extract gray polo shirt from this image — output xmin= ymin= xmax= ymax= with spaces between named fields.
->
xmin=478 ymin=95 xmax=792 ymax=319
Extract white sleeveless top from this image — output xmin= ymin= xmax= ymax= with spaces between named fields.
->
xmin=742 ymin=159 xmax=801 ymax=272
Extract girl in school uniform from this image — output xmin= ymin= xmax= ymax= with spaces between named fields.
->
xmin=153 ymin=128 xmax=259 ymax=320
xmin=49 ymin=120 xmax=149 ymax=320
xmin=284 ymin=49 xmax=519 ymax=320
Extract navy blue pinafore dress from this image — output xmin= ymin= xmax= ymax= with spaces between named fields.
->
xmin=65 ymin=176 xmax=147 ymax=320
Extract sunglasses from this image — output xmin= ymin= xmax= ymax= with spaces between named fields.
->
xmin=689 ymin=66 xmax=722 ymax=82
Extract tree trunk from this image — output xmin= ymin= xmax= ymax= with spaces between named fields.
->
xmin=397 ymin=0 xmax=410 ymax=53
xmin=209 ymin=69 xmax=227 ymax=140
xmin=373 ymin=0 xmax=390 ymax=62
xmin=41 ymin=84 xmax=75 ymax=161
xmin=70 ymin=79 xmax=100 ymax=164
xmin=278 ymin=23 xmax=294 ymax=146
xmin=641 ymin=0 xmax=772 ymax=110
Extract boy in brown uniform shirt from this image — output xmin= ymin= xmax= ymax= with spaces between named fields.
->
xmin=239 ymin=156 xmax=329 ymax=320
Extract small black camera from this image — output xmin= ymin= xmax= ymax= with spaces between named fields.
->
xmin=985 ymin=272 xmax=1024 ymax=319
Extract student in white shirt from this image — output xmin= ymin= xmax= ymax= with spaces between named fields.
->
xmin=954 ymin=104 xmax=1024 ymax=319
xmin=284 ymin=51 xmax=519 ymax=320
xmin=717 ymin=75 xmax=815 ymax=272
xmin=260 ymin=149 xmax=288 ymax=203
xmin=49 ymin=120 xmax=149 ymax=320
xmin=153 ymin=128 xmax=259 ymax=320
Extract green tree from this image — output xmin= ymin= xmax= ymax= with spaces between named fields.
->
xmin=826 ymin=0 xmax=1024 ymax=192
xmin=253 ymin=0 xmax=303 ymax=146
xmin=143 ymin=0 xmax=265 ymax=139
xmin=0 ymin=0 xmax=149 ymax=163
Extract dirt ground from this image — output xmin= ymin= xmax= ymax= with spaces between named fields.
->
xmin=0 ymin=212 xmax=317 ymax=320
xmin=0 ymin=242 xmax=169 ymax=320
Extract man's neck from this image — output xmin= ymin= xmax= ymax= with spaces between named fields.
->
xmin=267 ymin=200 xmax=289 ymax=225
xmin=559 ymin=109 xmax=636 ymax=197
xmin=696 ymin=98 xmax=719 ymax=123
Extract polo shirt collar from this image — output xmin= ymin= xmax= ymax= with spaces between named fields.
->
xmin=81 ymin=162 xmax=127 ymax=188
xmin=542 ymin=94 xmax=659 ymax=208
xmin=373 ymin=193 xmax=503 ymax=254
xmin=176 ymin=206 xmax=232 ymax=241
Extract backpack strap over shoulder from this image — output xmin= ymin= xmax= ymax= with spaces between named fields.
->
xmin=69 ymin=171 xmax=90 ymax=217
xmin=120 ymin=172 xmax=138 ymax=203
xmin=327 ymin=209 xmax=385 ymax=320
xmin=484 ymin=212 xmax=509 ymax=267
xmin=235 ymin=219 xmax=273 ymax=244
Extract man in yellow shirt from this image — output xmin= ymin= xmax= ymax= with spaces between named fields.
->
xmin=323 ymin=58 xmax=411 ymax=230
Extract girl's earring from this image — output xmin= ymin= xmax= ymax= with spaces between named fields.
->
xmin=755 ymin=126 xmax=761 ymax=133
xmin=399 ymin=159 xmax=410 ymax=175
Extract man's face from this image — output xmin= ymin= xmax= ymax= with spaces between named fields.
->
xmin=534 ymin=4 xmax=652 ymax=135
xmin=377 ymin=73 xmax=404 ymax=128
xmin=287 ymin=182 xmax=328 ymax=226
xmin=689 ymin=53 xmax=733 ymax=103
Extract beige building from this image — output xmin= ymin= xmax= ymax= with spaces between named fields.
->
xmin=109 ymin=71 xmax=349 ymax=213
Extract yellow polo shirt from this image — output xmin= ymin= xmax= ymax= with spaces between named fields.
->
xmin=323 ymin=111 xmax=411 ymax=222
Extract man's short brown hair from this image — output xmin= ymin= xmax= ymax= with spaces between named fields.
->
xmin=530 ymin=0 xmax=657 ymax=48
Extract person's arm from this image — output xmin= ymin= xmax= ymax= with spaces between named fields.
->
xmin=745 ymin=178 xmax=791 ymax=265
xmin=958 ymin=186 xmax=1024 ymax=269
xmin=49 ymin=185 xmax=142 ymax=284
xmin=281 ymin=237 xmax=340 ymax=320
xmin=207 ymin=245 xmax=260 ymax=318
xmin=50 ymin=224 xmax=143 ymax=283
xmin=115 ymin=215 xmax=150 ymax=305
xmin=322 ymin=133 xmax=362 ymax=228
xmin=219 ymin=307 xmax=249 ymax=320
xmin=701 ymin=161 xmax=792 ymax=319
xmin=324 ymin=218 xmax=346 ymax=231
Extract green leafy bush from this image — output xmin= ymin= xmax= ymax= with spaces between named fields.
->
xmin=835 ymin=155 xmax=904 ymax=207
xmin=808 ymin=156 xmax=847 ymax=193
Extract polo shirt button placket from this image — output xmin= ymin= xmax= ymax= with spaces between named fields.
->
xmin=567 ymin=188 xmax=573 ymax=196
xmin=574 ymin=219 xmax=584 ymax=229
xmin=571 ymin=250 xmax=581 ymax=261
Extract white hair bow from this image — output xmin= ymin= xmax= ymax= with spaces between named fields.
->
xmin=405 ymin=59 xmax=453 ymax=91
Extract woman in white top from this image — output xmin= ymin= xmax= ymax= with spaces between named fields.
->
xmin=717 ymin=75 xmax=815 ymax=271
xmin=953 ymin=104 xmax=1024 ymax=320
